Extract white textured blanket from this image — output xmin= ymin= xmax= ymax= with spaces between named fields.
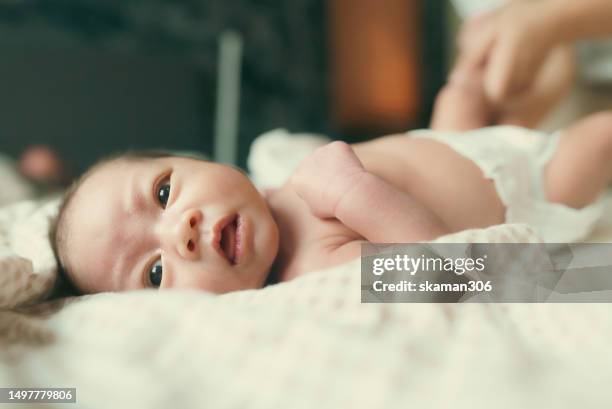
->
xmin=3 ymin=224 xmax=612 ymax=409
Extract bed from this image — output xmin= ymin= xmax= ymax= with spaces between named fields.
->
xmin=2 ymin=129 xmax=612 ymax=409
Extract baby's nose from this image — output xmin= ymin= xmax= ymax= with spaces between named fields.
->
xmin=168 ymin=208 xmax=203 ymax=260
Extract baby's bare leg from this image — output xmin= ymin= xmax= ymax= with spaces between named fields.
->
xmin=430 ymin=72 xmax=492 ymax=131
xmin=545 ymin=112 xmax=612 ymax=208
xmin=434 ymin=44 xmax=574 ymax=131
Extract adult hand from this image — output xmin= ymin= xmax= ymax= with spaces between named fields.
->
xmin=453 ymin=0 xmax=560 ymax=104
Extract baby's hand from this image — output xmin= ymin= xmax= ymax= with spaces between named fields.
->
xmin=290 ymin=141 xmax=366 ymax=219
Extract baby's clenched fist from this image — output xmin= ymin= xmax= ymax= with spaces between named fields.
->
xmin=290 ymin=141 xmax=366 ymax=219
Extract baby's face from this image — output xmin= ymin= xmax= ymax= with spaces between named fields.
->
xmin=65 ymin=156 xmax=279 ymax=293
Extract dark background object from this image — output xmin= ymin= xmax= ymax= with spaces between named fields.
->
xmin=0 ymin=47 xmax=206 ymax=175
xmin=0 ymin=0 xmax=445 ymax=175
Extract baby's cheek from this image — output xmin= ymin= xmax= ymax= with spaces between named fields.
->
xmin=71 ymin=268 xmax=106 ymax=294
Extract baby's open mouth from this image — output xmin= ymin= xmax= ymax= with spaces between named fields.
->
xmin=219 ymin=214 xmax=242 ymax=265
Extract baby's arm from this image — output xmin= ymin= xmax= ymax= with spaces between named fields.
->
xmin=290 ymin=141 xmax=449 ymax=243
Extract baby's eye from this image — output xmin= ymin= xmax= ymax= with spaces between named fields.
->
xmin=156 ymin=181 xmax=171 ymax=208
xmin=147 ymin=259 xmax=163 ymax=288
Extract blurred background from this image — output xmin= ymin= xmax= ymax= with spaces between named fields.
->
xmin=0 ymin=0 xmax=449 ymax=179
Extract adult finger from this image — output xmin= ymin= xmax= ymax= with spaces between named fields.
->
xmin=452 ymin=34 xmax=495 ymax=84
xmin=484 ymin=39 xmax=517 ymax=104
xmin=457 ymin=8 xmax=498 ymax=50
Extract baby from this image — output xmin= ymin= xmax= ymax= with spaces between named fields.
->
xmin=51 ymin=74 xmax=612 ymax=294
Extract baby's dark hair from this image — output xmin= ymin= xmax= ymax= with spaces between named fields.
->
xmin=49 ymin=149 xmax=184 ymax=295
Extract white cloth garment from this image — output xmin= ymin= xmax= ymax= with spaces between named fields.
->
xmin=409 ymin=126 xmax=604 ymax=242
xmin=0 ymin=153 xmax=34 ymax=207
xmin=450 ymin=0 xmax=503 ymax=19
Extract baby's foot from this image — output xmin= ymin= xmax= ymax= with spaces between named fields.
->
xmin=450 ymin=67 xmax=494 ymax=114
xmin=430 ymin=67 xmax=494 ymax=131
